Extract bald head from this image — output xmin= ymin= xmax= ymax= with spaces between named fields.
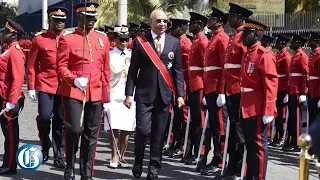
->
xmin=150 ymin=10 xmax=167 ymax=20
xmin=149 ymin=9 xmax=168 ymax=35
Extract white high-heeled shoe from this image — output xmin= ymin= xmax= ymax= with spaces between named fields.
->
xmin=109 ymin=160 xmax=118 ymax=168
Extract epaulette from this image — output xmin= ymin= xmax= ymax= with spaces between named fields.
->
xmin=62 ymin=30 xmax=74 ymax=37
xmin=95 ymin=30 xmax=107 ymax=36
xmin=257 ymin=46 xmax=269 ymax=54
xmin=35 ymin=30 xmax=47 ymax=36
xmin=15 ymin=44 xmax=21 ymax=50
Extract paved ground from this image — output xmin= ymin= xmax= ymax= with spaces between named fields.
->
xmin=0 ymin=84 xmax=319 ymax=180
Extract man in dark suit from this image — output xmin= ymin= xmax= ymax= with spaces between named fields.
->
xmin=124 ymin=9 xmax=184 ymax=180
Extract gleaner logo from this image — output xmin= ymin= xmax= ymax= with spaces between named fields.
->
xmin=16 ymin=144 xmax=43 ymax=170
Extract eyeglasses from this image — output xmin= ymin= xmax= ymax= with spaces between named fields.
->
xmin=120 ymin=38 xmax=129 ymax=42
xmin=53 ymin=18 xmax=66 ymax=23
xmin=155 ymin=19 xmax=168 ymax=24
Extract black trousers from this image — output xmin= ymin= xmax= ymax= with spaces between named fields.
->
xmin=308 ymin=96 xmax=320 ymax=128
xmin=287 ymin=94 xmax=302 ymax=148
xmin=241 ymin=115 xmax=268 ymax=180
xmin=205 ymin=91 xmax=228 ymax=166
xmin=134 ymin=95 xmax=170 ymax=176
xmin=188 ymin=89 xmax=204 ymax=156
xmin=274 ymin=91 xmax=286 ymax=141
xmin=62 ymin=96 xmax=102 ymax=177
xmin=0 ymin=97 xmax=24 ymax=169
xmin=172 ymin=103 xmax=186 ymax=149
xmin=226 ymin=93 xmax=244 ymax=173
xmin=37 ymin=91 xmax=64 ymax=158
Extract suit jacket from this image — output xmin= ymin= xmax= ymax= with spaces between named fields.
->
xmin=125 ymin=32 xmax=184 ymax=105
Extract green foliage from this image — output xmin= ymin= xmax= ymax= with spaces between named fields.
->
xmin=286 ymin=0 xmax=320 ymax=13
xmin=0 ymin=2 xmax=17 ymax=27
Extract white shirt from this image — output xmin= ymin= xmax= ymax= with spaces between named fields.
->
xmin=151 ymin=30 xmax=165 ymax=53
xmin=109 ymin=46 xmax=132 ymax=100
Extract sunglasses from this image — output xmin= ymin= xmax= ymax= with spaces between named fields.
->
xmin=120 ymin=38 xmax=129 ymax=42
xmin=53 ymin=18 xmax=66 ymax=23
xmin=155 ymin=19 xmax=168 ymax=24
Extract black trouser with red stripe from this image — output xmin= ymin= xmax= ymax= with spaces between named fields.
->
xmin=0 ymin=97 xmax=24 ymax=169
xmin=172 ymin=103 xmax=187 ymax=149
xmin=205 ymin=91 xmax=228 ymax=167
xmin=241 ymin=115 xmax=268 ymax=180
xmin=308 ymin=96 xmax=320 ymax=128
xmin=287 ymin=94 xmax=302 ymax=148
xmin=274 ymin=91 xmax=286 ymax=141
xmin=37 ymin=91 xmax=64 ymax=158
xmin=62 ymin=96 xmax=102 ymax=177
xmin=187 ymin=89 xmax=205 ymax=157
xmin=226 ymin=93 xmax=244 ymax=174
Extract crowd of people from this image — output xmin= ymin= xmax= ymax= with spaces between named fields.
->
xmin=0 ymin=1 xmax=319 ymax=180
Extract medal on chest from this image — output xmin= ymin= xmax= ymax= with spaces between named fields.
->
xmin=99 ymin=38 xmax=104 ymax=47
xmin=247 ymin=62 xmax=255 ymax=75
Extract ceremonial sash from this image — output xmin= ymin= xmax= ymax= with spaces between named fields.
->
xmin=136 ymin=36 xmax=175 ymax=95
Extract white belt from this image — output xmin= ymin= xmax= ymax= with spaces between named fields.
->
xmin=224 ymin=63 xmax=241 ymax=69
xmin=309 ymin=76 xmax=320 ymax=80
xmin=277 ymin=74 xmax=286 ymax=78
xmin=204 ymin=66 xmax=221 ymax=72
xmin=241 ymin=87 xmax=254 ymax=93
xmin=290 ymin=73 xmax=303 ymax=77
xmin=189 ymin=66 xmax=204 ymax=71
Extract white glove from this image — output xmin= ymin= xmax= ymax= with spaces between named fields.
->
xmin=103 ymin=103 xmax=111 ymax=112
xmin=283 ymin=94 xmax=289 ymax=103
xmin=74 ymin=77 xmax=88 ymax=91
xmin=263 ymin=115 xmax=274 ymax=124
xmin=216 ymin=94 xmax=226 ymax=107
xmin=299 ymin=95 xmax=307 ymax=103
xmin=28 ymin=90 xmax=38 ymax=101
xmin=4 ymin=102 xmax=15 ymax=112
xmin=318 ymin=100 xmax=320 ymax=108
xmin=202 ymin=97 xmax=207 ymax=105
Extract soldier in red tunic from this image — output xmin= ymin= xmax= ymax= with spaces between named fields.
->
xmin=216 ymin=3 xmax=253 ymax=180
xmin=307 ymin=32 xmax=320 ymax=128
xmin=201 ymin=6 xmax=229 ymax=176
xmin=56 ymin=2 xmax=110 ymax=180
xmin=0 ymin=19 xmax=25 ymax=175
xmin=127 ymin=22 xmax=139 ymax=50
xmin=105 ymin=25 xmax=116 ymax=49
xmin=184 ymin=12 xmax=208 ymax=165
xmin=270 ymin=34 xmax=291 ymax=147
xmin=137 ymin=22 xmax=151 ymax=36
xmin=282 ymin=34 xmax=309 ymax=152
xmin=27 ymin=6 xmax=69 ymax=168
xmin=166 ymin=18 xmax=192 ymax=158
xmin=261 ymin=34 xmax=274 ymax=50
xmin=240 ymin=18 xmax=278 ymax=180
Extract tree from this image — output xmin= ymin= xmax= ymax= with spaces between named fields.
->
xmin=285 ymin=0 xmax=320 ymax=13
xmin=0 ymin=2 xmax=17 ymax=27
xmin=94 ymin=0 xmax=226 ymax=27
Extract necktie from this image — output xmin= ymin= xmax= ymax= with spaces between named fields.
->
xmin=120 ymin=51 xmax=126 ymax=57
xmin=154 ymin=35 xmax=161 ymax=56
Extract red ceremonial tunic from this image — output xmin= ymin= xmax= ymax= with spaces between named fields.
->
xmin=203 ymin=28 xmax=229 ymax=94
xmin=56 ymin=28 xmax=111 ymax=103
xmin=308 ymin=47 xmax=320 ymax=98
xmin=188 ymin=31 xmax=208 ymax=92
xmin=240 ymin=42 xmax=278 ymax=119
